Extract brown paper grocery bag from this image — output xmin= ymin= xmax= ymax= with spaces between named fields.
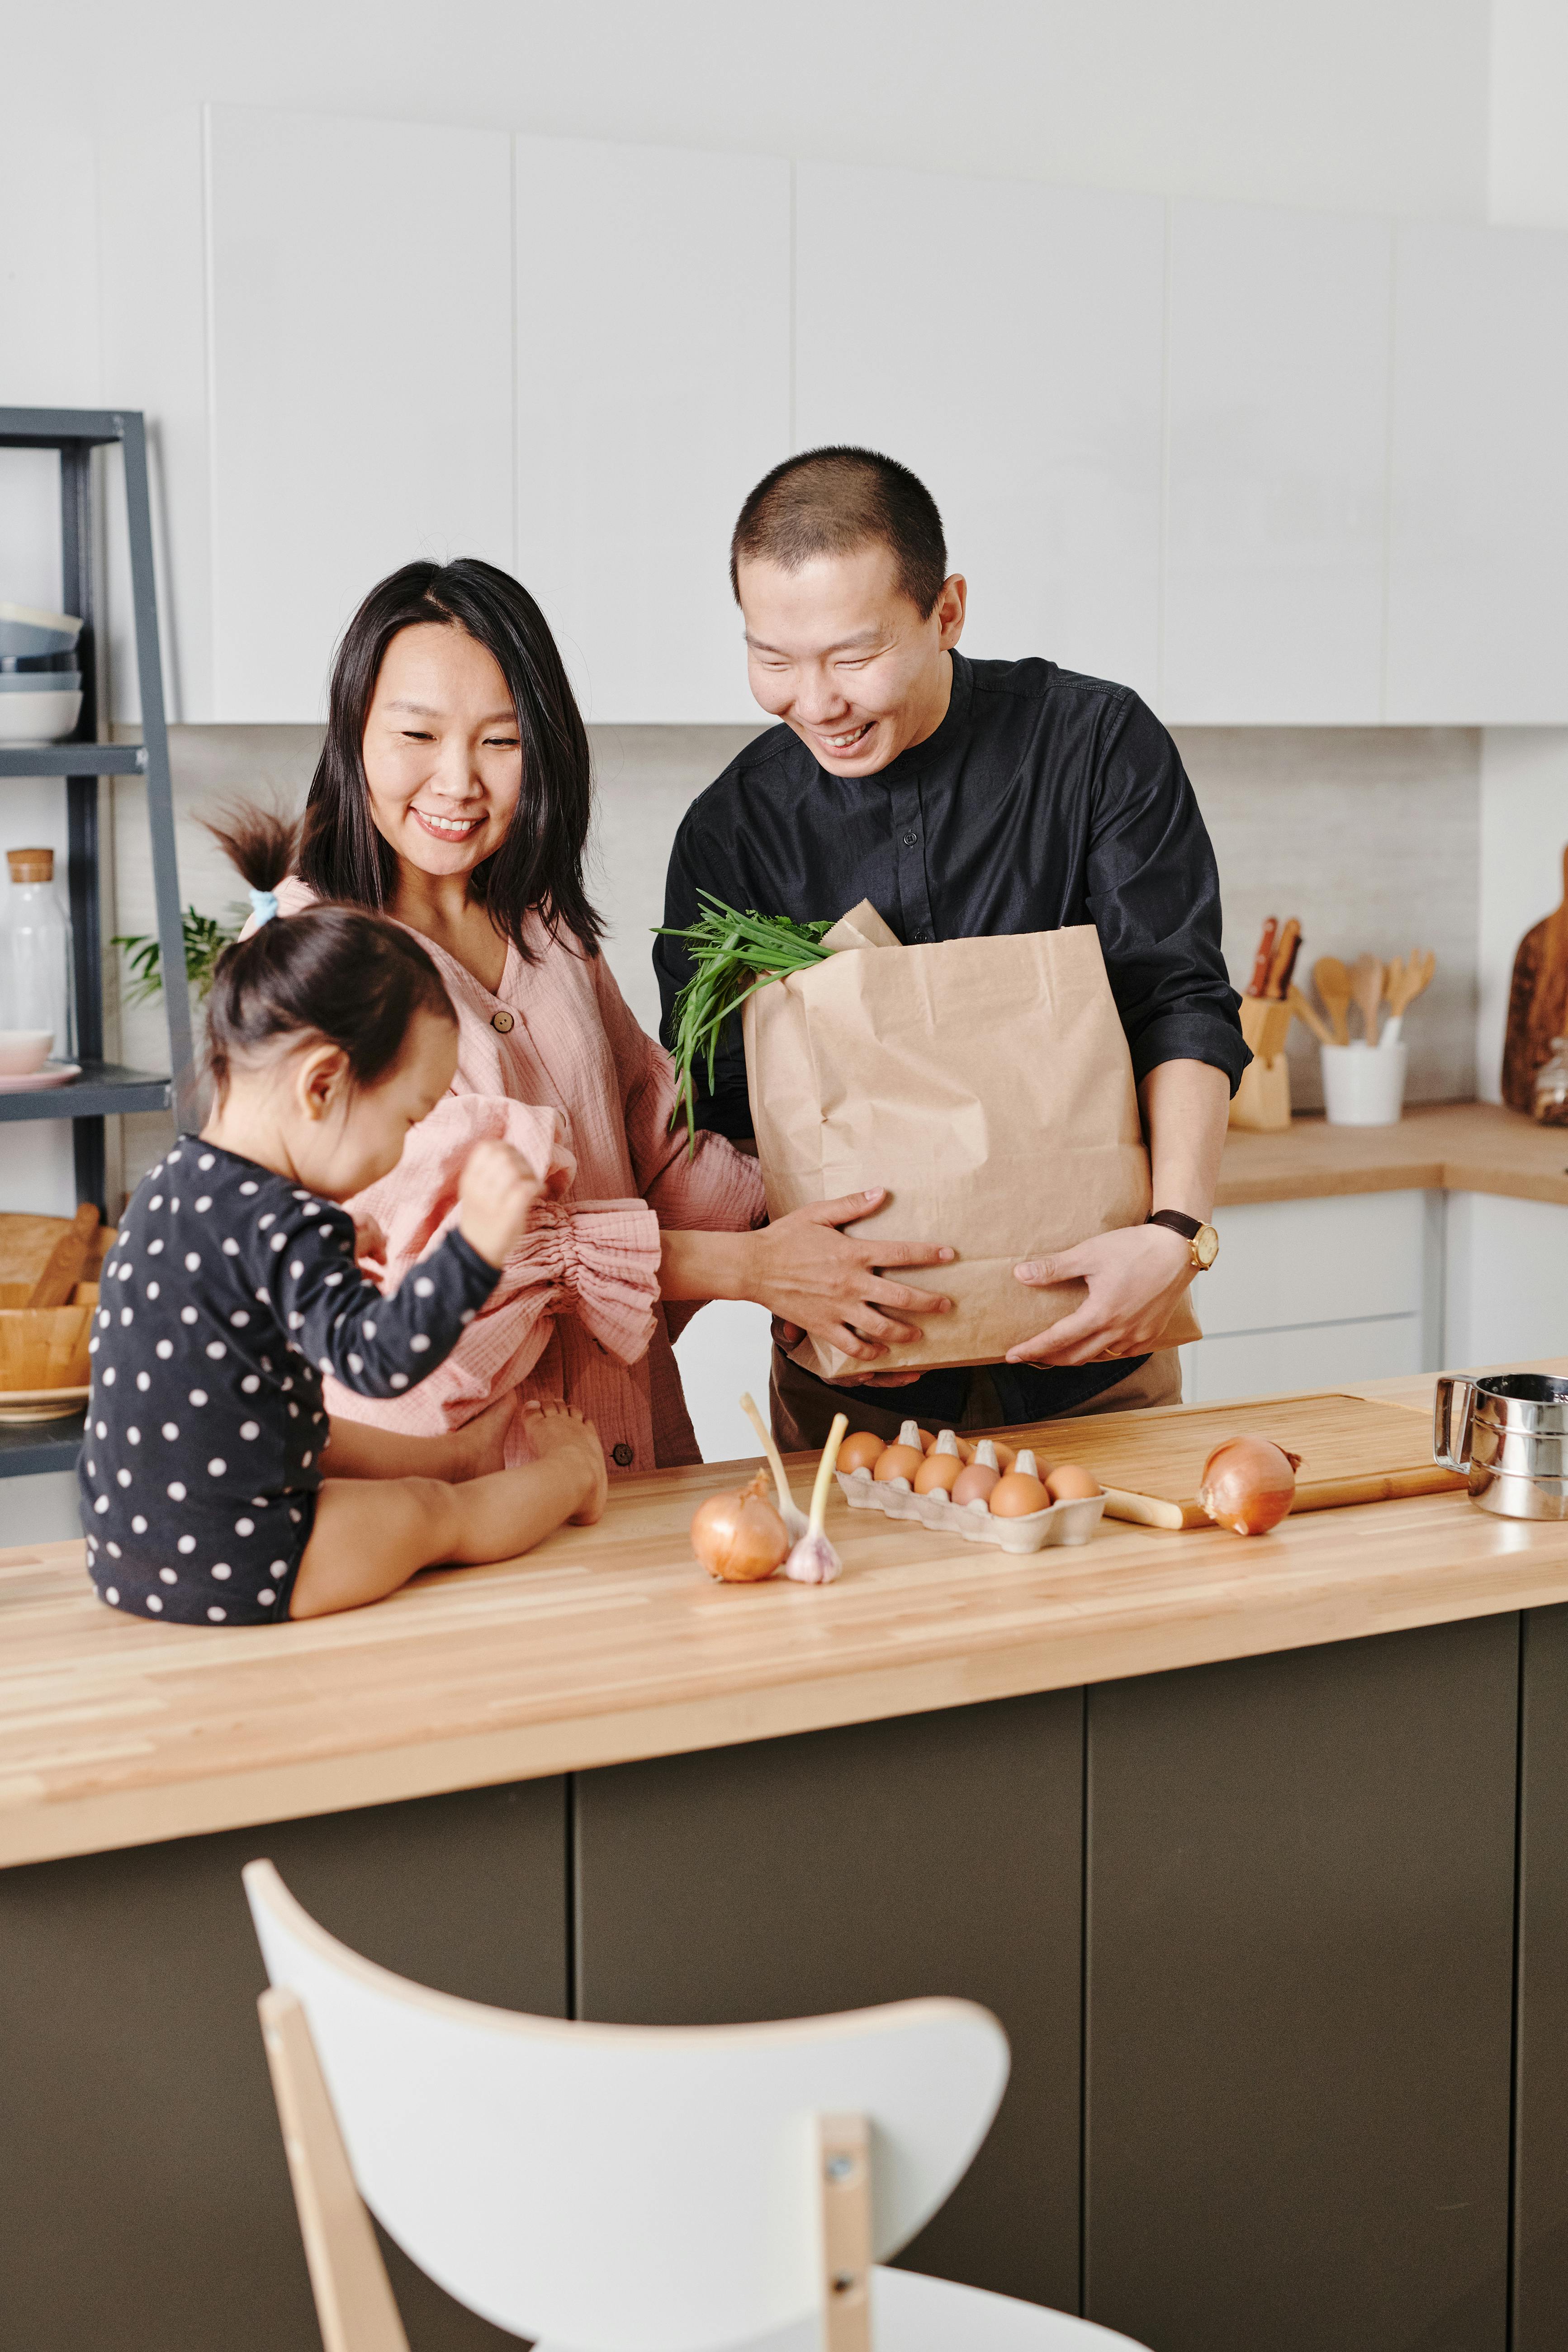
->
xmin=743 ymin=903 xmax=1202 ymax=1382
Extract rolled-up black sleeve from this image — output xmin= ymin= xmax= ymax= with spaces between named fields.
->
xmin=1085 ymin=697 xmax=1251 ymax=1095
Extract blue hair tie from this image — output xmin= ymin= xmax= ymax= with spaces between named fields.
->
xmin=248 ymin=887 xmax=279 ymax=927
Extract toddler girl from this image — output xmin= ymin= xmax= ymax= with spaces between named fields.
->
xmin=81 ymin=901 xmax=605 ymax=1624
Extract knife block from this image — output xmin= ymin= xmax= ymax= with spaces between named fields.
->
xmin=1229 ymin=995 xmax=1293 ymax=1132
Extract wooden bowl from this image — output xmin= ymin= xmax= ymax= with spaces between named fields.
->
xmin=0 ymin=1280 xmax=99 ymax=1392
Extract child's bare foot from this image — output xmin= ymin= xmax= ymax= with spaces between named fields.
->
xmin=454 ymin=1392 xmax=517 ymax=1481
xmin=522 ymin=1398 xmax=607 ymax=1525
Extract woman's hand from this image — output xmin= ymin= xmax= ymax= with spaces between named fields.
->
xmin=458 ymin=1140 xmax=543 ymax=1268
xmin=1006 ymin=1224 xmax=1192 ymax=1366
xmin=746 ymin=1189 xmax=955 ymax=1366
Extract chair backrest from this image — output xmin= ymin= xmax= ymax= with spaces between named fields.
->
xmin=244 ymin=1859 xmax=1010 ymax=2352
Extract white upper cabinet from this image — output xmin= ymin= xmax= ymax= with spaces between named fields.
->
xmin=795 ymin=166 xmax=1165 ymax=704
xmin=205 ymin=105 xmax=515 ymax=722
xmin=1161 ymin=201 xmax=1393 ymax=724
xmin=514 ymin=138 xmax=791 ymax=724
xmin=1386 ymin=222 xmax=1568 ymax=724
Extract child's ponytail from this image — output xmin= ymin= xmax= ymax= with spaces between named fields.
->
xmin=199 ymin=798 xmax=455 ymax=1101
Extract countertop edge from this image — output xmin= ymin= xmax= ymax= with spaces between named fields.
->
xmin=9 ymin=1525 xmax=1568 ymax=1870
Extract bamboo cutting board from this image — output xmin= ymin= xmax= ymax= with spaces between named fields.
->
xmin=1002 ymin=1391 xmax=1465 ymax=1530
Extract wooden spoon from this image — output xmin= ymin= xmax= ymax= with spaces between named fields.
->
xmin=1312 ymin=956 xmax=1353 ymax=1046
xmin=1382 ymin=949 xmax=1435 ymax=1047
xmin=27 ymin=1202 xmax=100 ymax=1309
xmin=1351 ymin=953 xmax=1384 ymax=1047
xmin=1287 ymin=984 xmax=1333 ymax=1046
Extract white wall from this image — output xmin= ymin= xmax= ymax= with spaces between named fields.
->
xmin=1491 ymin=0 xmax=1568 ymax=226
xmin=4 ymin=2 xmax=1493 ymax=220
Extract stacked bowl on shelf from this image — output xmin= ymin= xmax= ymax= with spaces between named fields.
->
xmin=0 ymin=603 xmax=83 ymax=743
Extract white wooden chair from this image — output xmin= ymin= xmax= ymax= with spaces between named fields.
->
xmin=244 ymin=1859 xmax=1149 ymax=2352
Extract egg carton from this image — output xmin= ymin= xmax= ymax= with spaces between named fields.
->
xmin=836 ymin=1466 xmax=1105 ymax=1553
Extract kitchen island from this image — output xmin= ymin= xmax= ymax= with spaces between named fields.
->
xmin=5 ymin=1363 xmax=1568 ymax=2352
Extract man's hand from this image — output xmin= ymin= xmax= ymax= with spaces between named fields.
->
xmin=1006 ymin=1223 xmax=1192 ymax=1366
xmin=747 ymin=1188 xmax=955 ymax=1366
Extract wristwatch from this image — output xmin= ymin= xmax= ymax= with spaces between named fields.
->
xmin=1146 ymin=1208 xmax=1219 ymax=1271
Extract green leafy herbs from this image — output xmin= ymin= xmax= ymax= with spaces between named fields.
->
xmin=113 ymin=905 xmax=244 ymax=1005
xmin=657 ymin=895 xmax=832 ymax=1148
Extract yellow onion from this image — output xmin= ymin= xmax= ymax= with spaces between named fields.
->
xmin=1198 ymin=1436 xmax=1302 ymax=1535
xmin=691 ymin=1470 xmax=790 ymax=1582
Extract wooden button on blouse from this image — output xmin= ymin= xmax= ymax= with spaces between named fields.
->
xmin=490 ymin=1010 xmax=515 ymax=1034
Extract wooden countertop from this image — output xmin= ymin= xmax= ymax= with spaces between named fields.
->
xmin=1215 ymin=1099 xmax=1568 ymax=1208
xmin=5 ymin=1359 xmax=1568 ymax=1872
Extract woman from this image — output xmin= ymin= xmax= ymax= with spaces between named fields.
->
xmin=262 ymin=558 xmax=951 ymax=1471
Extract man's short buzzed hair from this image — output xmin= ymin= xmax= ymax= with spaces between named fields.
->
xmin=730 ymin=446 xmax=947 ymax=617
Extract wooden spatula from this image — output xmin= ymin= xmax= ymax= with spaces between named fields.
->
xmin=1313 ymin=956 xmax=1353 ymax=1045
xmin=1382 ymin=949 xmax=1435 ymax=1047
xmin=27 ymin=1202 xmax=100 ymax=1309
xmin=1351 ymin=954 xmax=1384 ymax=1046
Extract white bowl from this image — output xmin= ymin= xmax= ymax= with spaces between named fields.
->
xmin=0 ymin=688 xmax=84 ymax=744
xmin=0 ymin=603 xmax=82 ymax=661
xmin=0 ymin=1031 xmax=55 ymax=1076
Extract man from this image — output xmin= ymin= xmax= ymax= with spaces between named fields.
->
xmin=655 ymin=447 xmax=1247 ymax=1448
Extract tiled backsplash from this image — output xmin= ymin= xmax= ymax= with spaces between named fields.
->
xmin=99 ymin=716 xmax=1481 ymax=1188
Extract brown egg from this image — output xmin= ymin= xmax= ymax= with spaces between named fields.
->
xmin=914 ymin=1448 xmax=964 ymax=1496
xmin=990 ymin=1440 xmax=1018 ymax=1472
xmin=916 ymin=1427 xmax=938 ymax=1453
xmin=989 ymin=1470 xmax=1052 ymax=1517
xmin=838 ymin=1430 xmax=885 ymax=1476
xmin=873 ymin=1443 xmax=925 ymax=1485
xmin=952 ymin=1461 xmax=1000 ymax=1508
xmin=1047 ymin=1462 xmax=1101 ymax=1501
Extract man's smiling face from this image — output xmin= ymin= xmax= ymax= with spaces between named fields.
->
xmin=737 ymin=541 xmax=966 ymax=777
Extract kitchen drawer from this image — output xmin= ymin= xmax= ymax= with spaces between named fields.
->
xmin=1180 ymin=1313 xmax=1424 ymax=1404
xmin=1201 ymin=1190 xmax=1427 ymax=1335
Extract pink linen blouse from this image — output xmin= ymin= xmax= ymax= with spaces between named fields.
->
xmin=264 ymin=879 xmax=765 ymax=1471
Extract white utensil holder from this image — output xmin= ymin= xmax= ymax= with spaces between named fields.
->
xmin=1321 ymin=1041 xmax=1407 ymax=1126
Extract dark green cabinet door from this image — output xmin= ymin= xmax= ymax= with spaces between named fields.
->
xmin=574 ymin=1692 xmax=1085 ymax=2313
xmin=1085 ymin=1616 xmax=1518 ymax=2352
xmin=0 ymin=1779 xmax=568 ymax=2352
xmin=1515 ymin=1603 xmax=1568 ymax=2349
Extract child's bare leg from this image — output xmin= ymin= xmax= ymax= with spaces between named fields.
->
xmin=289 ymin=1420 xmax=602 ymax=1619
xmin=322 ymin=1392 xmax=516 ymax=1482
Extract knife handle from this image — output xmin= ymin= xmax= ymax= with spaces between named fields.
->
xmin=1248 ymin=919 xmax=1278 ymax=999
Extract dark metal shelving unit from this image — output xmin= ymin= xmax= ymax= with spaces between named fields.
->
xmin=2 ymin=407 xmax=194 ymax=1482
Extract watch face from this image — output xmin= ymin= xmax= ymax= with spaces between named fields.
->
xmin=1194 ymin=1223 xmax=1219 ymax=1269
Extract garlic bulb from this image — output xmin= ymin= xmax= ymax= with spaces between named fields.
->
xmin=785 ymin=1414 xmax=848 ymax=1584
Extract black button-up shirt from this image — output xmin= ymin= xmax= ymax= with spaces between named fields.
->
xmin=656 ymin=651 xmax=1247 ymax=1141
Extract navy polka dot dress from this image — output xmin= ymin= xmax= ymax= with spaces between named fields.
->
xmin=79 ymin=1138 xmax=499 ymax=1625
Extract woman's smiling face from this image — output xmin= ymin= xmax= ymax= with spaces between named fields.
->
xmin=362 ymin=622 xmax=523 ymax=879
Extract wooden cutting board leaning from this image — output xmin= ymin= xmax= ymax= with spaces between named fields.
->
xmin=1503 ymin=842 xmax=1568 ymax=1112
xmin=983 ymin=1392 xmax=1466 ymax=1530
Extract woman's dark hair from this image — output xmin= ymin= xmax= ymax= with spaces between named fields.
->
xmin=298 ymin=557 xmax=602 ymax=962
xmin=206 ymin=907 xmax=456 ymax=1102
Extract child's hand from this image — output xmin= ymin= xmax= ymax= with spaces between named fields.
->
xmin=352 ymin=1209 xmax=388 ymax=1266
xmin=522 ymin=1399 xmax=607 ymax=1525
xmin=457 ymin=1141 xmax=542 ymax=1268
